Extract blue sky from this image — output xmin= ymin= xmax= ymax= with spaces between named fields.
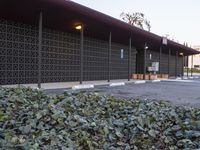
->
xmin=72 ymin=0 xmax=200 ymax=46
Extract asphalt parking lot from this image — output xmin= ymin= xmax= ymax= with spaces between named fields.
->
xmin=92 ymin=80 xmax=200 ymax=107
xmin=46 ymin=77 xmax=200 ymax=107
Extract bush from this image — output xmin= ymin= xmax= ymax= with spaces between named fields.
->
xmin=184 ymin=68 xmax=200 ymax=73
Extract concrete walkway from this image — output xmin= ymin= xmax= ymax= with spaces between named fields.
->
xmin=2 ymin=75 xmax=199 ymax=90
xmin=2 ymin=79 xmax=146 ymax=90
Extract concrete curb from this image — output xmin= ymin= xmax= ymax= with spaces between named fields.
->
xmin=176 ymin=77 xmax=182 ymax=80
xmin=134 ymin=80 xmax=146 ymax=84
xmin=72 ymin=84 xmax=94 ymax=90
xmin=162 ymin=79 xmax=195 ymax=83
xmin=94 ymin=83 xmax=109 ymax=88
xmin=151 ymin=79 xmax=161 ymax=83
xmin=109 ymin=82 xmax=125 ymax=87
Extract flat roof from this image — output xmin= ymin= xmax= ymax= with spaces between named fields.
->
xmin=0 ymin=0 xmax=199 ymax=55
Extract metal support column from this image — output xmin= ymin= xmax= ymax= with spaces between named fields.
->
xmin=108 ymin=32 xmax=111 ymax=82
xmin=128 ymin=37 xmax=131 ymax=81
xmin=168 ymin=49 xmax=171 ymax=78
xmin=38 ymin=11 xmax=43 ymax=88
xmin=159 ymin=46 xmax=162 ymax=74
xmin=187 ymin=56 xmax=189 ymax=77
xmin=175 ymin=51 xmax=178 ymax=78
xmin=80 ymin=27 xmax=84 ymax=84
xmin=143 ymin=43 xmax=147 ymax=80
xmin=182 ymin=54 xmax=184 ymax=78
xmin=135 ymin=51 xmax=138 ymax=74
xmin=191 ymin=55 xmax=193 ymax=77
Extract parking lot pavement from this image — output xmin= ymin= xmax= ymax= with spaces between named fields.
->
xmin=92 ymin=81 xmax=200 ymax=107
xmin=45 ymin=78 xmax=200 ymax=107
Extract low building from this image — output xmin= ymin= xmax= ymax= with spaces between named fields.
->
xmin=188 ymin=45 xmax=200 ymax=69
xmin=0 ymin=0 xmax=199 ymax=87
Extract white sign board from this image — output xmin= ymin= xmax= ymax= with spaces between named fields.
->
xmin=120 ymin=49 xmax=124 ymax=59
xmin=162 ymin=37 xmax=168 ymax=45
xmin=152 ymin=62 xmax=159 ymax=72
xmin=148 ymin=67 xmax=153 ymax=72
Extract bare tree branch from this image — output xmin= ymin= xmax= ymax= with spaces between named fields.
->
xmin=120 ymin=12 xmax=151 ymax=31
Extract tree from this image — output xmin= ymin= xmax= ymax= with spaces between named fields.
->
xmin=120 ymin=12 xmax=151 ymax=31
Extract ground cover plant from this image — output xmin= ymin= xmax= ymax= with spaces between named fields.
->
xmin=0 ymin=87 xmax=200 ymax=150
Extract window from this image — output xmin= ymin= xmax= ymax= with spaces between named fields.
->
xmin=194 ymin=65 xmax=200 ymax=68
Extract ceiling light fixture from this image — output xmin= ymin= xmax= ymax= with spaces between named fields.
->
xmin=75 ymin=25 xmax=82 ymax=30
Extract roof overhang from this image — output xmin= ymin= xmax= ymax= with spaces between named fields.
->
xmin=0 ymin=0 xmax=199 ymax=56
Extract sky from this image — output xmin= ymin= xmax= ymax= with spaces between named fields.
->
xmin=72 ymin=0 xmax=200 ymax=46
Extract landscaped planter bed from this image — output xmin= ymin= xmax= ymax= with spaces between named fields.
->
xmin=161 ymin=74 xmax=169 ymax=79
xmin=132 ymin=74 xmax=158 ymax=80
xmin=132 ymin=74 xmax=138 ymax=79
xmin=149 ymin=74 xmax=157 ymax=80
xmin=157 ymin=74 xmax=169 ymax=79
xmin=0 ymin=87 xmax=200 ymax=149
xmin=137 ymin=74 xmax=144 ymax=80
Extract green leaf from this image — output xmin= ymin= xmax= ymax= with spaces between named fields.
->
xmin=148 ymin=129 xmax=157 ymax=138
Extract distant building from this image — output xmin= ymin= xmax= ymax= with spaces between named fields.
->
xmin=188 ymin=45 xmax=200 ymax=69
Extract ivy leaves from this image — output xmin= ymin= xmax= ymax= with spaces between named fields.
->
xmin=0 ymin=87 xmax=200 ymax=149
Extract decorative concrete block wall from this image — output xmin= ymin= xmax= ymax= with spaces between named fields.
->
xmin=0 ymin=19 xmax=137 ymax=85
